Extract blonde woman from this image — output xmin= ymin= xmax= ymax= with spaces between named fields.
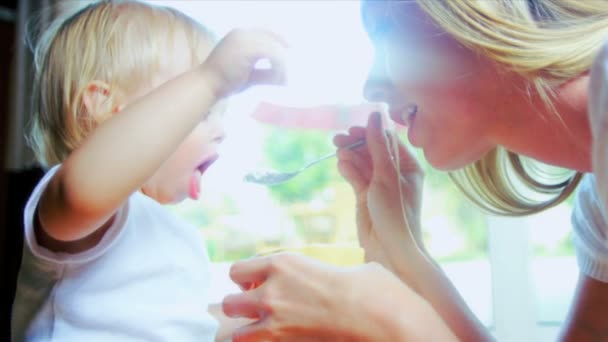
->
xmin=11 ymin=1 xmax=285 ymax=341
xmin=223 ymin=1 xmax=608 ymax=341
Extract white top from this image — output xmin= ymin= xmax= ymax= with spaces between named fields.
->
xmin=572 ymin=175 xmax=608 ymax=282
xmin=589 ymin=42 xmax=608 ymax=214
xmin=572 ymin=42 xmax=608 ymax=283
xmin=11 ymin=166 xmax=218 ymax=341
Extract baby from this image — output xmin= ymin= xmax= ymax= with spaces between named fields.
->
xmin=11 ymin=1 xmax=285 ymax=341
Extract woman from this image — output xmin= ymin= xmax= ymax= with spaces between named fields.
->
xmin=223 ymin=1 xmax=608 ymax=341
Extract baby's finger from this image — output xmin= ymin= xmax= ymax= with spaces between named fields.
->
xmin=249 ymin=29 xmax=289 ymax=48
xmin=236 ymin=30 xmax=287 ymax=87
xmin=248 ymin=44 xmax=287 ymax=86
xmin=248 ymin=66 xmax=285 ymax=86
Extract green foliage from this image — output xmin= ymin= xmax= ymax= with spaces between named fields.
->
xmin=206 ymin=235 xmax=257 ymax=261
xmin=263 ymin=128 xmax=341 ymax=203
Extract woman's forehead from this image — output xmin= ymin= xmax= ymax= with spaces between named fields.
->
xmin=361 ymin=0 xmax=391 ymax=32
xmin=361 ymin=1 xmax=435 ymax=35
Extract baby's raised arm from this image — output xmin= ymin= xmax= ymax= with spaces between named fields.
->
xmin=37 ymin=30 xmax=286 ymax=250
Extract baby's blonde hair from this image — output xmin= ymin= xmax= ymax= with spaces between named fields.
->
xmin=414 ymin=0 xmax=608 ymax=215
xmin=29 ymin=0 xmax=215 ymax=167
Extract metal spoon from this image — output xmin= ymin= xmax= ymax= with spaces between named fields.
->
xmin=244 ymin=139 xmax=366 ymax=186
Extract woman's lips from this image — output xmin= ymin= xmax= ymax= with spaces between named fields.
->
xmin=389 ymin=107 xmax=413 ymax=127
xmin=389 ymin=107 xmax=421 ymax=147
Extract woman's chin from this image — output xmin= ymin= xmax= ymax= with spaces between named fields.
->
xmin=423 ymin=150 xmax=467 ymax=172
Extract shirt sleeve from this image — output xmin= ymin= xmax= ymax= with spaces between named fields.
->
xmin=23 ymin=165 xmax=129 ymax=265
xmin=590 ymin=40 xmax=608 ymax=216
xmin=572 ymin=175 xmax=608 ymax=282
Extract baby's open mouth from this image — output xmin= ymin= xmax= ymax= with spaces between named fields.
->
xmin=197 ymin=154 xmax=219 ymax=175
xmin=189 ymin=154 xmax=220 ymax=200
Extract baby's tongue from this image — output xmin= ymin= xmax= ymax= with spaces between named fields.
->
xmin=189 ymin=169 xmax=201 ymax=200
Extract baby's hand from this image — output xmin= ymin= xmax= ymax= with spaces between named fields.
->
xmin=202 ymin=29 xmax=287 ymax=98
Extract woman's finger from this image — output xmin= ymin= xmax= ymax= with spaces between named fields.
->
xmin=232 ymin=319 xmax=272 ymax=342
xmin=242 ymin=30 xmax=288 ymax=87
xmin=348 ymin=125 xmax=367 ymax=138
xmin=337 ymin=148 xmax=373 ymax=182
xmin=333 ymin=132 xmax=363 ymax=149
xmin=333 ymin=134 xmax=353 ymax=147
xmin=333 ymin=126 xmax=366 ymax=145
xmin=366 ymin=112 xmax=399 ymax=184
xmin=337 ymin=160 xmax=367 ymax=194
xmin=222 ymin=291 xmax=266 ymax=320
xmin=229 ymin=257 xmax=271 ymax=288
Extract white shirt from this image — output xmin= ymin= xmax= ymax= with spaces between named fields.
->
xmin=573 ymin=42 xmax=608 ymax=283
xmin=11 ymin=166 xmax=218 ymax=341
xmin=572 ymin=174 xmax=608 ymax=282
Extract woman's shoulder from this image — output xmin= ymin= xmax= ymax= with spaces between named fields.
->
xmin=590 ymin=40 xmax=608 ymax=217
xmin=571 ymin=174 xmax=608 ymax=238
xmin=573 ymin=174 xmax=602 ymax=219
xmin=571 ymin=174 xmax=608 ymax=281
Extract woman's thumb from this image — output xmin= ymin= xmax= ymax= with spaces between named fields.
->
xmin=366 ymin=112 xmax=398 ymax=182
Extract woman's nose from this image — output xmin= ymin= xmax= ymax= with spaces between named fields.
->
xmin=363 ymin=77 xmax=392 ymax=103
xmin=363 ymin=58 xmax=392 ymax=103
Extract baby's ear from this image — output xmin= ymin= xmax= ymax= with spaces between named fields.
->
xmin=81 ymin=81 xmax=116 ymax=123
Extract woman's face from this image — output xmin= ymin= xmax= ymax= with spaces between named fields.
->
xmin=362 ymin=1 xmax=515 ymax=170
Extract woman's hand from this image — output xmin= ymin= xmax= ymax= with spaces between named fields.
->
xmin=201 ymin=29 xmax=287 ymax=98
xmin=334 ymin=112 xmax=427 ymax=287
xmin=222 ymin=253 xmax=457 ymax=342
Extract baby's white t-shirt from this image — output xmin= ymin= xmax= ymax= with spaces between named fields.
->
xmin=572 ymin=174 xmax=608 ymax=282
xmin=11 ymin=166 xmax=219 ymax=341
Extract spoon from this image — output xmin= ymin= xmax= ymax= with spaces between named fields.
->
xmin=244 ymin=139 xmax=366 ymax=186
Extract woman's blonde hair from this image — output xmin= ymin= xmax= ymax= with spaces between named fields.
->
xmin=414 ymin=0 xmax=608 ymax=215
xmin=29 ymin=0 xmax=215 ymax=167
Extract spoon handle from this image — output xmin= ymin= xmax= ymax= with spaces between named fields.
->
xmin=301 ymin=139 xmax=366 ymax=170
